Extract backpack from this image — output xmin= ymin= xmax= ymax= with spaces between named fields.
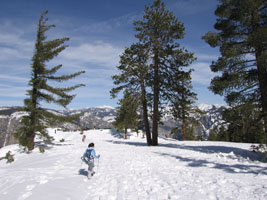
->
xmin=82 ymin=148 xmax=94 ymax=164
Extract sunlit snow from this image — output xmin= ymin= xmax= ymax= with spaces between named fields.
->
xmin=0 ymin=129 xmax=266 ymax=200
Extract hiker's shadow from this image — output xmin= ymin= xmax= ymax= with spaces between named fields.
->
xmin=78 ymin=169 xmax=88 ymax=177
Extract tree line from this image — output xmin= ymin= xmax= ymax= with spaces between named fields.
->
xmin=15 ymin=0 xmax=266 ymax=150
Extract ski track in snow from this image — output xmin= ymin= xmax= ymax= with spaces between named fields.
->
xmin=0 ymin=129 xmax=266 ymax=200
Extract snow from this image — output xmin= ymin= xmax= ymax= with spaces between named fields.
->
xmin=0 ymin=107 xmax=12 ymax=111
xmin=10 ymin=111 xmax=28 ymax=120
xmin=102 ymin=116 xmax=115 ymax=123
xmin=95 ymin=105 xmax=114 ymax=110
xmin=0 ymin=111 xmax=27 ymax=120
xmin=0 ymin=129 xmax=266 ymax=200
xmin=198 ymin=103 xmax=225 ymax=111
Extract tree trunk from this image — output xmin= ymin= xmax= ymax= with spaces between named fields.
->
xmin=141 ymin=80 xmax=152 ymax=145
xmin=28 ymin=61 xmax=38 ymax=151
xmin=256 ymin=48 xmax=267 ymax=144
xmin=152 ymin=50 xmax=159 ymax=146
xmin=27 ymin=133 xmax=35 ymax=151
xmin=182 ymin=119 xmax=186 ymax=141
xmin=124 ymin=127 xmax=128 ymax=139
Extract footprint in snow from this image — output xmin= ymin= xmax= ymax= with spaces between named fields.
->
xmin=38 ymin=175 xmax=48 ymax=184
xmin=18 ymin=184 xmax=36 ymax=200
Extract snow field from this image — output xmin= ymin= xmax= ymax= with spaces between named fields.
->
xmin=0 ymin=129 xmax=266 ymax=200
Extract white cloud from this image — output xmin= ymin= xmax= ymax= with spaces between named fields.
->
xmin=0 ymin=75 xmax=28 ymax=84
xmin=191 ymin=62 xmax=215 ymax=85
xmin=0 ymin=21 xmax=34 ymax=77
xmin=195 ymin=53 xmax=218 ymax=62
xmin=0 ymin=86 xmax=28 ymax=98
xmin=70 ymin=13 xmax=138 ymax=34
xmin=0 ymin=33 xmax=33 ymax=48
xmin=60 ymin=41 xmax=123 ymax=69
xmin=0 ymin=35 xmax=33 ymax=66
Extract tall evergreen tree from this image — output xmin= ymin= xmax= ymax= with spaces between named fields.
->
xmin=168 ymin=73 xmax=197 ymax=140
xmin=111 ymin=43 xmax=152 ymax=145
xmin=221 ymin=102 xmax=265 ymax=143
xmin=202 ymin=0 xmax=267 ymax=142
xmin=15 ymin=11 xmax=85 ymax=150
xmin=134 ymin=0 xmax=195 ymax=145
xmin=113 ymin=90 xmax=139 ymax=139
xmin=163 ymin=46 xmax=197 ymax=140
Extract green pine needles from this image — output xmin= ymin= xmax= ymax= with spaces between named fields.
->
xmin=113 ymin=90 xmax=139 ymax=139
xmin=15 ymin=11 xmax=85 ymax=150
xmin=202 ymin=0 xmax=267 ymax=144
xmin=111 ymin=0 xmax=197 ymax=145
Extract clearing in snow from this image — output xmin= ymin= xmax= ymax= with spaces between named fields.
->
xmin=0 ymin=129 xmax=266 ymax=200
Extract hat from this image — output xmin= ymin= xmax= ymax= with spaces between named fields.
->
xmin=88 ymin=143 xmax=94 ymax=147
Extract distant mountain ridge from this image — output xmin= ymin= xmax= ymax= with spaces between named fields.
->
xmin=0 ymin=104 xmax=227 ymax=148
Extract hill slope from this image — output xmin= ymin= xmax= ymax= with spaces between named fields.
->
xmin=0 ymin=129 xmax=266 ymax=200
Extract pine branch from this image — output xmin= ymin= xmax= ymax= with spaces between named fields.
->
xmin=44 ymin=64 xmax=62 ymax=75
xmin=46 ymin=71 xmax=85 ymax=82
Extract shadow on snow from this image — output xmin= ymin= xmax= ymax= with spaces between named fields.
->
xmin=105 ymin=140 xmax=148 ymax=147
xmin=105 ymin=139 xmax=266 ymax=175
xmin=108 ymin=129 xmax=124 ymax=139
xmin=156 ymin=152 xmax=267 ymax=175
xmin=105 ymin=139 xmax=262 ymax=160
xmin=78 ymin=168 xmax=88 ymax=177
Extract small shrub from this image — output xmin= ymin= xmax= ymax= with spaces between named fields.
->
xmin=250 ymin=144 xmax=267 ymax=162
xmin=39 ymin=146 xmax=45 ymax=153
xmin=250 ymin=144 xmax=267 ymax=153
xmin=0 ymin=151 xmax=15 ymax=163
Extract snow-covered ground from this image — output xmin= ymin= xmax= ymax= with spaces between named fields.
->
xmin=0 ymin=129 xmax=266 ymax=200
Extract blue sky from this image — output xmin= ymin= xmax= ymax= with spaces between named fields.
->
xmin=0 ymin=0 xmax=225 ymax=109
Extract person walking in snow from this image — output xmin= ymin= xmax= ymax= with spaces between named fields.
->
xmin=83 ymin=143 xmax=100 ymax=177
xmin=82 ymin=134 xmax=86 ymax=142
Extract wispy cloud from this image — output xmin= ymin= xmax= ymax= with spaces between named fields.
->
xmin=70 ymin=13 xmax=139 ymax=35
xmin=0 ymin=34 xmax=33 ymax=64
xmin=0 ymin=86 xmax=28 ymax=98
xmin=0 ymin=20 xmax=34 ymax=54
xmin=0 ymin=20 xmax=34 ymax=81
xmin=195 ymin=53 xmax=218 ymax=62
xmin=0 ymin=17 xmax=124 ymax=108
xmin=59 ymin=41 xmax=123 ymax=70
xmin=0 ymin=2 xmax=224 ymax=108
xmin=0 ymin=75 xmax=29 ymax=84
xmin=191 ymin=62 xmax=215 ymax=85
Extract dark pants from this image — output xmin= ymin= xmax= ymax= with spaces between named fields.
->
xmin=88 ymin=161 xmax=94 ymax=172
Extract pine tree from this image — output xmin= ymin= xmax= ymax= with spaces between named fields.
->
xmin=113 ymin=90 xmax=139 ymax=139
xmin=170 ymin=84 xmax=198 ymax=141
xmin=202 ymin=0 xmax=267 ymax=142
xmin=222 ymin=103 xmax=265 ymax=143
xmin=164 ymin=48 xmax=197 ymax=140
xmin=111 ymin=43 xmax=152 ymax=145
xmin=134 ymin=0 xmax=195 ymax=145
xmin=15 ymin=11 xmax=85 ymax=150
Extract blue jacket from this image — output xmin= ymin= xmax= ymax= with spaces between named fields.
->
xmin=84 ymin=147 xmax=99 ymax=161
